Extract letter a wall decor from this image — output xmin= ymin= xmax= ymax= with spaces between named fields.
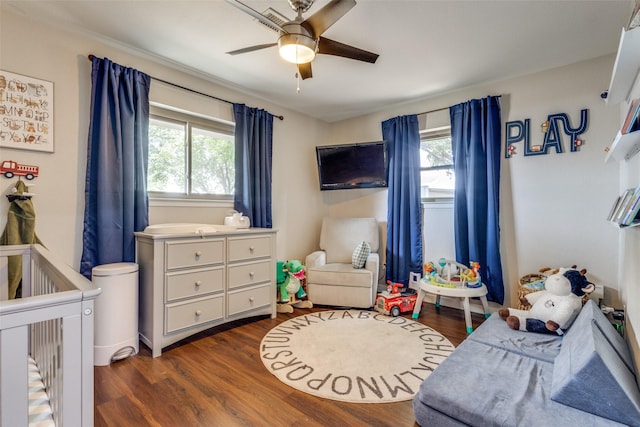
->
xmin=505 ymin=109 xmax=588 ymax=158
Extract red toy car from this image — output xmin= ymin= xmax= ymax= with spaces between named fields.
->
xmin=375 ymin=280 xmax=418 ymax=317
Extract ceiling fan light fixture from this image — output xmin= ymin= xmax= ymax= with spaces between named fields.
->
xmin=278 ymin=33 xmax=316 ymax=64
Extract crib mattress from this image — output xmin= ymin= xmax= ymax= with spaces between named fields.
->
xmin=28 ymin=357 xmax=55 ymax=427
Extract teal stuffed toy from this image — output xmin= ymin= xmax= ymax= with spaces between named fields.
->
xmin=276 ymin=260 xmax=307 ymax=303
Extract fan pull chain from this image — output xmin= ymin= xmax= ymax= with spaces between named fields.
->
xmin=296 ymin=72 xmax=301 ymax=93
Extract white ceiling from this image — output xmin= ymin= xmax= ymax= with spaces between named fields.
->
xmin=2 ymin=0 xmax=634 ymax=122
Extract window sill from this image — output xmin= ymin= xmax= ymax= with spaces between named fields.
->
xmin=422 ymin=198 xmax=454 ymax=204
xmin=149 ymin=197 xmax=233 ymax=208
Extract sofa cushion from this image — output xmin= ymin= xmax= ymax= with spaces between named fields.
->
xmin=551 ymin=301 xmax=640 ymax=426
xmin=414 ymin=339 xmax=625 ymax=426
xmin=566 ymin=300 xmax=634 ymax=371
xmin=468 ymin=312 xmax=562 ymax=363
xmin=352 ymin=241 xmax=371 ymax=268
xmin=306 ymin=263 xmax=374 ymax=288
xmin=319 ymin=217 xmax=378 ymax=264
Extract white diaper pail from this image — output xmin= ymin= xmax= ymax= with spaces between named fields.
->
xmin=93 ymin=262 xmax=139 ymax=366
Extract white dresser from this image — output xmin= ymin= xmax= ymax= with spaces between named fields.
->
xmin=135 ymin=228 xmax=277 ymax=357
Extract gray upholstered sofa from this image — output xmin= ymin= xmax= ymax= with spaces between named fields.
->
xmin=413 ymin=300 xmax=640 ymax=426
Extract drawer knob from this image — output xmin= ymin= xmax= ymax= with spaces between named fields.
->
xmin=249 ymin=271 xmax=255 ymax=277
xmin=249 ymin=297 xmax=255 ymax=303
xmin=195 ymin=280 xmax=202 ymax=287
xmin=195 ymin=251 xmax=202 ymax=257
xmin=195 ymin=310 xmax=202 ymax=316
xmin=249 ymin=246 xmax=255 ymax=252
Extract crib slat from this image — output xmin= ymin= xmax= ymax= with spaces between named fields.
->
xmin=0 ymin=255 xmax=7 ymax=301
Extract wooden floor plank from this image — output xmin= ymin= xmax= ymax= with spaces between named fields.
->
xmin=94 ymin=304 xmax=484 ymax=427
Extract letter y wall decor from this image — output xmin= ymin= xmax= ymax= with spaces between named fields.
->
xmin=505 ymin=109 xmax=588 ymax=158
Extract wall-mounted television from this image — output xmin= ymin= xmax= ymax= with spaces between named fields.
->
xmin=315 ymin=141 xmax=388 ymax=191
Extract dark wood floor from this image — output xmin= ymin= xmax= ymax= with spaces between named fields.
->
xmin=94 ymin=304 xmax=486 ymax=427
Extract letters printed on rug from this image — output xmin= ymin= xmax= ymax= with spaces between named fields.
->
xmin=260 ymin=310 xmax=455 ymax=402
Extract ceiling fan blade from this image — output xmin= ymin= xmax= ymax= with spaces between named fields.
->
xmin=298 ymin=62 xmax=313 ymax=80
xmin=318 ymin=37 xmax=379 ymax=63
xmin=303 ymin=0 xmax=356 ymax=37
xmin=225 ymin=0 xmax=288 ymax=33
xmin=226 ymin=43 xmax=277 ymax=55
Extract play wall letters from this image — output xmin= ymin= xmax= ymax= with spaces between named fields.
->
xmin=505 ymin=109 xmax=588 ymax=158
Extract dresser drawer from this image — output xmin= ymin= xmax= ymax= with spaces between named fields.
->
xmin=228 ymin=235 xmax=271 ymax=262
xmin=228 ymin=259 xmax=272 ymax=290
xmin=165 ymin=239 xmax=224 ymax=270
xmin=228 ymin=283 xmax=271 ymax=317
xmin=165 ymin=266 xmax=224 ymax=302
xmin=165 ymin=295 xmax=224 ymax=334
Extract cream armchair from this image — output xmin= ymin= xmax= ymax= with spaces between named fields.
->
xmin=305 ymin=217 xmax=380 ymax=308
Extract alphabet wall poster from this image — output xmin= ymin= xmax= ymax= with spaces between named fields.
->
xmin=0 ymin=70 xmax=54 ymax=153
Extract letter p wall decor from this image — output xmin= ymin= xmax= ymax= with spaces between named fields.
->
xmin=505 ymin=109 xmax=588 ymax=158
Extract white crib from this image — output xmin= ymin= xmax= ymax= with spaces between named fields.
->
xmin=0 ymin=244 xmax=100 ymax=427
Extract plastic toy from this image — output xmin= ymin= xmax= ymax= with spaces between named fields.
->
xmin=423 ymin=258 xmax=481 ymax=288
xmin=498 ymin=267 xmax=595 ymax=335
xmin=276 ymin=260 xmax=313 ymax=313
xmin=375 ymin=280 xmax=418 ymax=317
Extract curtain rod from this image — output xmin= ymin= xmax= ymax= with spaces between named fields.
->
xmin=417 ymin=95 xmax=502 ymax=117
xmin=87 ymin=55 xmax=284 ymax=121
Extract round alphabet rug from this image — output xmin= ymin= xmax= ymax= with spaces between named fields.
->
xmin=260 ymin=310 xmax=455 ymax=403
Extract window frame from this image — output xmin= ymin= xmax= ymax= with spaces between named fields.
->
xmin=148 ymin=105 xmax=235 ymax=203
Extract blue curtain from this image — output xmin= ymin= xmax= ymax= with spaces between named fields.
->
xmin=450 ymin=96 xmax=504 ymax=303
xmin=382 ymin=115 xmax=422 ymax=285
xmin=80 ymin=57 xmax=150 ymax=278
xmin=233 ymin=104 xmax=274 ymax=228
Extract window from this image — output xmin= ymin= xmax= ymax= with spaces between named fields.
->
xmin=420 ymin=126 xmax=454 ymax=200
xmin=148 ymin=106 xmax=234 ymax=200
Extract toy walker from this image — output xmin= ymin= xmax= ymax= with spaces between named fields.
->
xmin=423 ymin=258 xmax=482 ymax=288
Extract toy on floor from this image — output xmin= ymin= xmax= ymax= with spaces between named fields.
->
xmin=423 ymin=258 xmax=482 ymax=288
xmin=498 ymin=267 xmax=595 ymax=335
xmin=375 ymin=280 xmax=418 ymax=317
xmin=276 ymin=260 xmax=313 ymax=313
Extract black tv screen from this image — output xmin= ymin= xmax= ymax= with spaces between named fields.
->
xmin=315 ymin=141 xmax=388 ymax=190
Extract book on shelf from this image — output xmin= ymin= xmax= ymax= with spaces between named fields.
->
xmin=622 ymin=98 xmax=640 ymax=134
xmin=607 ymin=195 xmax=622 ymax=221
xmin=609 ymin=186 xmax=640 ymax=226
xmin=621 ymin=187 xmax=640 ymax=226
xmin=629 ymin=1 xmax=640 ymax=29
xmin=613 ymin=189 xmax=635 ymax=223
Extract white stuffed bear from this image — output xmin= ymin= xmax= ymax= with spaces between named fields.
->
xmin=499 ymin=268 xmax=595 ymax=335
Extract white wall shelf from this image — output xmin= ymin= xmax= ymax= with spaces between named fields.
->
xmin=610 ymin=220 xmax=640 ymax=229
xmin=605 ymin=130 xmax=640 ymax=162
xmin=606 ymin=26 xmax=640 ymax=105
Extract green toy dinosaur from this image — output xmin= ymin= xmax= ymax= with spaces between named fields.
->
xmin=276 ymin=259 xmax=307 ymax=303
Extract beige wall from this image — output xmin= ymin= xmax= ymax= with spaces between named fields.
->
xmin=2 ymin=8 xmax=637 ymax=359
xmin=327 ymin=56 xmax=621 ymax=310
xmin=0 ymin=8 xmax=328 ymax=265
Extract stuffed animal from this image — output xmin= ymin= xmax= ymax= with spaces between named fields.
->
xmin=276 ymin=260 xmax=312 ymax=313
xmin=277 ymin=260 xmax=307 ymax=303
xmin=499 ymin=267 xmax=595 ymax=335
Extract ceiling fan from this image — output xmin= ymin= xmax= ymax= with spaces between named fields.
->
xmin=225 ymin=0 xmax=379 ymax=80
